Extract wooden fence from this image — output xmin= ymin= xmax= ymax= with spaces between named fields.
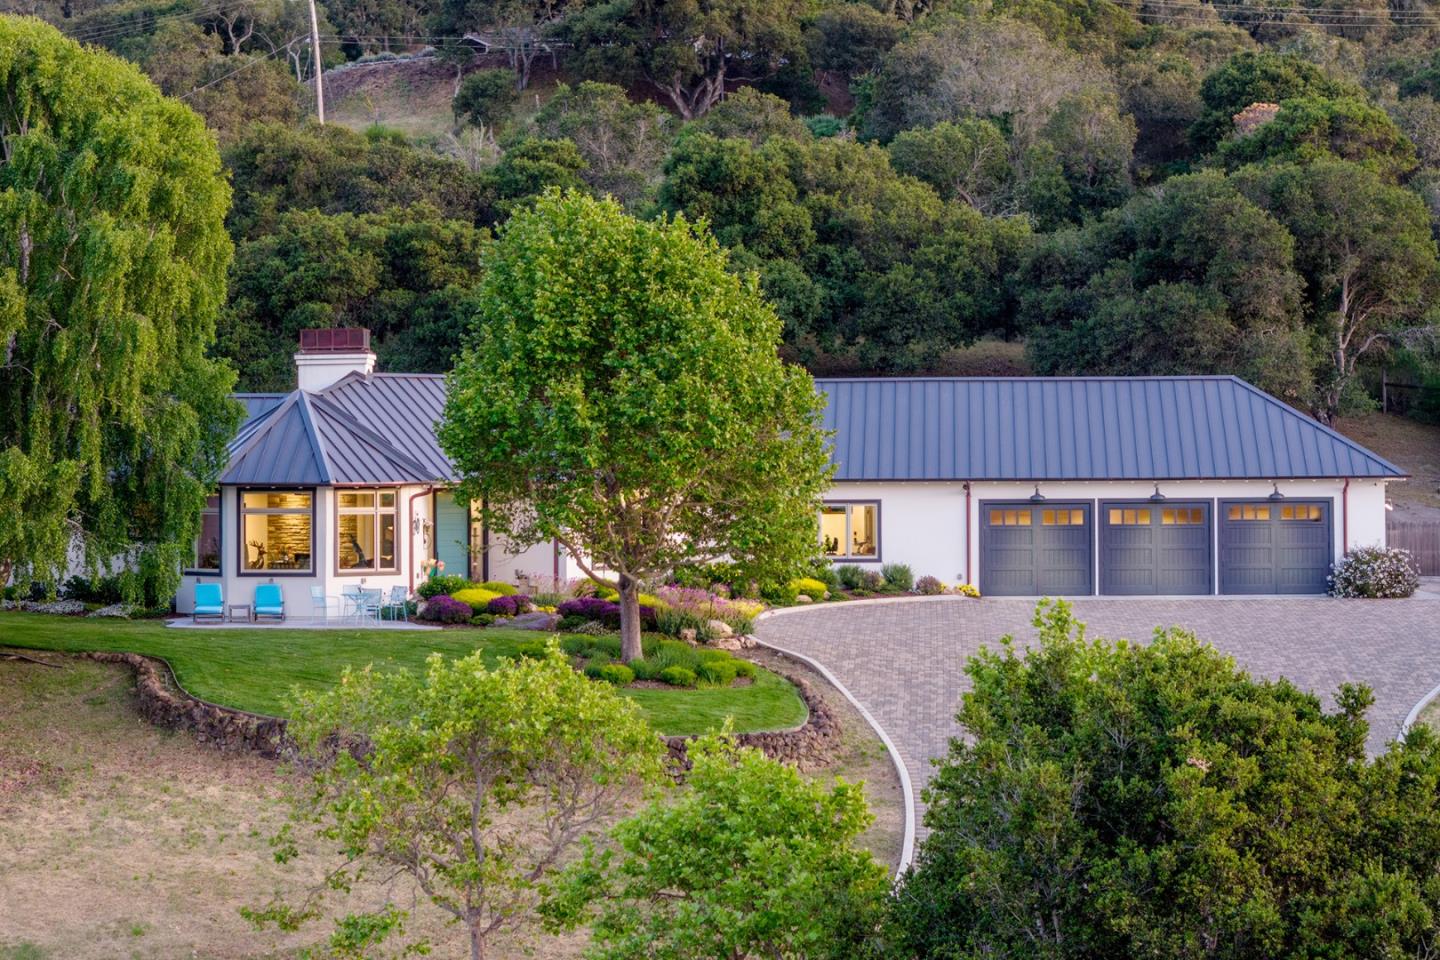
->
xmin=1388 ymin=520 xmax=1440 ymax=576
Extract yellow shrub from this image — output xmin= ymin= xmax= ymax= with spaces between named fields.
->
xmin=789 ymin=577 xmax=830 ymax=599
xmin=474 ymin=580 xmax=518 ymax=596
xmin=451 ymin=587 xmax=500 ymax=612
xmin=957 ymin=583 xmax=981 ymax=599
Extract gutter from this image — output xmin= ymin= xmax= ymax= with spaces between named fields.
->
xmin=1342 ymin=478 xmax=1350 ymax=556
xmin=408 ymin=485 xmax=436 ymax=592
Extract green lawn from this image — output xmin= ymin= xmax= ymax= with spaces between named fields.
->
xmin=0 ymin=613 xmax=806 ymax=736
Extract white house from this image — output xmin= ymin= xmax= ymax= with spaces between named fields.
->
xmin=176 ymin=329 xmax=578 ymax=616
xmin=179 ymin=331 xmax=1404 ymax=613
xmin=816 ymin=377 xmax=1401 ymax=595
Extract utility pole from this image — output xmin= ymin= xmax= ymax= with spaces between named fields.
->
xmin=307 ymin=0 xmax=325 ymax=123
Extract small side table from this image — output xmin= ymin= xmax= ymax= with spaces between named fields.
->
xmin=227 ymin=603 xmax=252 ymax=623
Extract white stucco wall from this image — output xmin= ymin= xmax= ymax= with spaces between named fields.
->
xmin=823 ymin=477 xmax=1391 ymax=594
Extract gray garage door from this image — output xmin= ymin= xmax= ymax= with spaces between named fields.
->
xmin=1100 ymin=501 xmax=1213 ymax=595
xmin=1219 ymin=500 xmax=1332 ymax=595
xmin=980 ymin=502 xmax=1093 ymax=596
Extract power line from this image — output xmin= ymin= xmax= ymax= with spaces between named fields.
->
xmin=65 ymin=0 xmax=248 ymax=44
xmin=177 ymin=36 xmax=298 ymax=99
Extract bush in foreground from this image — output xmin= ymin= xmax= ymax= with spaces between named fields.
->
xmin=1329 ymin=545 xmax=1421 ymax=598
xmin=891 ymin=599 xmax=1440 ymax=960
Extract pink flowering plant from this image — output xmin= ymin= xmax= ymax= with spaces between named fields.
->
xmin=653 ymin=586 xmax=762 ymax=640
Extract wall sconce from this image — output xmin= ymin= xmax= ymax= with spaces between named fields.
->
xmin=1029 ymin=485 xmax=1046 ymax=503
xmin=1268 ymin=482 xmax=1285 ymax=501
xmin=1148 ymin=484 xmax=1166 ymax=503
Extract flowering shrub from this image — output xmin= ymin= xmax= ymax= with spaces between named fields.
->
xmin=555 ymin=596 xmax=658 ymax=628
xmin=788 ymin=577 xmax=830 ymax=600
xmin=1329 ymin=547 xmax=1420 ymax=598
xmin=916 ymin=575 xmax=945 ymax=595
xmin=956 ymin=583 xmax=981 ymax=599
xmin=417 ymin=574 xmax=470 ymax=600
xmin=487 ymin=594 xmax=535 ymax=616
xmin=419 ymin=595 xmax=472 ymax=623
xmin=653 ymin=586 xmax=762 ymax=639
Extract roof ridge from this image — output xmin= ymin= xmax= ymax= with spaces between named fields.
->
xmin=1221 ymin=376 xmax=1408 ymax=478
xmin=307 ymin=391 xmax=440 ymax=480
xmin=294 ymin=393 xmax=334 ymax=485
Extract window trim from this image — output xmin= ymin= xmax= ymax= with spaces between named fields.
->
xmin=185 ymin=492 xmax=223 ymax=575
xmin=237 ymin=486 xmax=317 ymax=577
xmin=820 ymin=500 xmax=882 ymax=563
xmin=334 ymin=487 xmax=401 ymax=577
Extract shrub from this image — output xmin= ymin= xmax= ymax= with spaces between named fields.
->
xmin=810 ymin=563 xmax=840 ymax=591
xmin=697 ymin=658 xmax=739 ymax=686
xmin=629 ymin=658 xmax=661 ymax=681
xmin=516 ymin=640 xmax=549 ymax=659
xmin=658 ymin=666 xmax=697 ymax=687
xmin=474 ymin=580 xmax=519 ymax=596
xmin=957 ymin=583 xmax=981 ymax=598
xmin=732 ymin=659 xmax=757 ymax=679
xmin=916 ymin=575 xmax=945 ymax=595
xmin=881 ymin=563 xmax=914 ymax=591
xmin=1329 ymin=546 xmax=1420 ymax=598
xmin=652 ymin=586 xmax=761 ymax=639
xmin=419 ymin=595 xmax=472 ymax=623
xmin=470 ymin=613 xmax=497 ymax=627
xmin=575 ymin=620 xmax=615 ymax=636
xmin=417 ymin=575 xmax=470 ymax=599
xmin=61 ymin=574 xmax=123 ymax=605
xmin=558 ymin=596 xmax=621 ymax=625
xmin=860 ymin=570 xmax=884 ymax=591
xmin=835 ymin=564 xmax=866 ymax=590
xmin=487 ymin=594 xmax=536 ymax=616
xmin=452 ymin=587 xmax=501 ymax=614
xmin=557 ymin=614 xmax=592 ymax=632
xmin=789 ymin=576 xmax=830 ymax=600
xmin=587 ymin=663 xmax=635 ymax=686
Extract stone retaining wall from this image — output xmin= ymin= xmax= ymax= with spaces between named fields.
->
xmin=88 ymin=651 xmax=840 ymax=769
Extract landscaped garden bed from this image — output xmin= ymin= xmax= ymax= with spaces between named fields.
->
xmin=0 ymin=612 xmax=805 ymax=736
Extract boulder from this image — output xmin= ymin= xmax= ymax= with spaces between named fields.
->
xmin=795 ymin=594 xmax=814 ymax=604
xmin=679 ymin=628 xmax=698 ymax=644
xmin=508 ymin=611 xmax=560 ymax=631
xmin=707 ymin=619 xmax=734 ymax=638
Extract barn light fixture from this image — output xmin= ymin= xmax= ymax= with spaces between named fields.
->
xmin=1029 ymin=485 xmax=1046 ymax=503
xmin=1268 ymin=483 xmax=1285 ymax=501
xmin=1148 ymin=484 xmax=1166 ymax=503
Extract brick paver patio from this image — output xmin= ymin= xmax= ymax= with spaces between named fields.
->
xmin=757 ymin=594 xmax=1440 ymax=838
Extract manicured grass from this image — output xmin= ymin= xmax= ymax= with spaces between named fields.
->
xmin=0 ymin=613 xmax=806 ymax=735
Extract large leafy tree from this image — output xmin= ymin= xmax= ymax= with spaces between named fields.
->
xmin=545 ymin=734 xmax=890 ymax=959
xmin=891 ymin=600 xmax=1440 ymax=960
xmin=250 ymin=648 xmax=665 ymax=960
xmin=1018 ymin=169 xmax=1312 ymax=402
xmin=0 ymin=17 xmax=238 ymax=602
xmin=1233 ymin=160 xmax=1440 ymax=420
xmin=440 ymin=190 xmax=831 ymax=661
xmin=533 ymin=81 xmax=671 ymax=203
xmin=1213 ymin=96 xmax=1418 ymax=181
xmin=1190 ymin=50 xmax=1356 ymax=152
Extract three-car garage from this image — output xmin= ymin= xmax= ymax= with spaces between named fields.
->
xmin=978 ymin=497 xmax=1336 ymax=596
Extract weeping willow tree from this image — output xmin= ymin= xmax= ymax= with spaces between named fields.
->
xmin=0 ymin=17 xmax=239 ymax=605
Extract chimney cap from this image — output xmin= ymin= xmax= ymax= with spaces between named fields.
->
xmin=299 ymin=328 xmax=371 ymax=354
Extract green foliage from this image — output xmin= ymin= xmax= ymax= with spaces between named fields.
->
xmin=440 ymin=191 xmax=831 ymax=659
xmin=1213 ymin=96 xmax=1417 ymax=181
xmin=835 ymin=564 xmax=866 ymax=590
xmin=887 ymin=119 xmax=1013 ymax=212
xmin=805 ymin=4 xmax=902 ymax=83
xmin=534 ymin=82 xmax=671 ymax=203
xmin=658 ymin=665 xmax=697 ymax=687
xmin=0 ymin=18 xmax=240 ymax=604
xmin=1019 ymin=169 xmax=1313 ymax=403
xmin=259 ymin=648 xmax=665 ymax=958
xmin=1191 ymin=51 xmax=1358 ymax=152
xmin=892 ymin=599 xmax=1440 ymax=959
xmin=684 ymin=86 xmax=808 ymax=146
xmin=788 ymin=576 xmax=829 ymax=599
xmin=218 ymin=205 xmax=490 ymax=388
xmin=880 ymin=562 xmax=914 ymax=591
xmin=695 ymin=658 xmax=737 ymax=686
xmin=451 ymin=587 xmax=501 ymax=613
xmin=544 ymin=735 xmax=889 ymax=958
xmin=489 ymin=138 xmax=589 ymax=210
xmin=589 ymin=662 xmax=636 ymax=686
xmin=416 ymin=574 xmax=471 ymax=599
xmin=474 ymin=580 xmax=519 ymax=595
xmin=453 ymin=68 xmax=519 ymax=130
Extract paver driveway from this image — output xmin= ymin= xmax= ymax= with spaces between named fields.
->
xmin=756 ymin=595 xmax=1440 ymax=833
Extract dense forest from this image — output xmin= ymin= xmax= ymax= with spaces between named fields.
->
xmin=13 ymin=0 xmax=1440 ymax=421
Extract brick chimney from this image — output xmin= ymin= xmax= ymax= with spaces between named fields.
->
xmin=294 ymin=328 xmax=375 ymax=392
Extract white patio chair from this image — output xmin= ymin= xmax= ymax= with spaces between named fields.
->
xmin=340 ymin=584 xmax=363 ymax=624
xmin=355 ymin=587 xmax=383 ymax=625
xmin=381 ymin=585 xmax=410 ymax=623
xmin=310 ymin=585 xmax=340 ymax=621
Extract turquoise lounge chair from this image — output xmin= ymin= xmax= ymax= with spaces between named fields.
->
xmin=254 ymin=583 xmax=285 ymax=622
xmin=193 ymin=582 xmax=223 ymax=622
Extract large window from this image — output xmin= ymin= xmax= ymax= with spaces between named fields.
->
xmin=240 ymin=490 xmax=313 ymax=573
xmin=337 ymin=490 xmax=398 ymax=573
xmin=190 ymin=494 xmax=221 ymax=572
xmin=821 ymin=502 xmax=879 ymax=559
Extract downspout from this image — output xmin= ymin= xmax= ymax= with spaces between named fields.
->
xmin=964 ymin=482 xmax=972 ymax=587
xmin=553 ymin=539 xmax=560 ymax=583
xmin=1341 ymin=478 xmax=1350 ymax=557
xmin=408 ymin=485 xmax=435 ymax=593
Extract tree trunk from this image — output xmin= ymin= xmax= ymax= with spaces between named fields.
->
xmin=618 ymin=575 xmax=643 ymax=663
xmin=0 ymin=558 xmax=12 ymax=592
xmin=470 ymin=923 xmax=484 ymax=960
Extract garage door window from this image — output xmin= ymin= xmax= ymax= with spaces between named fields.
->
xmin=1043 ymin=508 xmax=1086 ymax=525
xmin=989 ymin=508 xmax=1031 ymax=526
xmin=1228 ymin=505 xmax=1271 ymax=521
xmin=1162 ymin=507 xmax=1205 ymax=525
xmin=821 ymin=503 xmax=879 ymax=559
xmin=1280 ymin=504 xmax=1323 ymax=521
xmin=1107 ymin=508 xmax=1152 ymax=525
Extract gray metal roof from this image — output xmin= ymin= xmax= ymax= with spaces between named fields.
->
xmin=817 ymin=376 xmax=1406 ymax=482
xmin=222 ymin=374 xmax=455 ymax=486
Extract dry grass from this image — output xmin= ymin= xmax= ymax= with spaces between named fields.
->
xmin=0 ymin=652 xmax=905 ymax=959
xmin=1334 ymin=412 xmax=1440 ymax=521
